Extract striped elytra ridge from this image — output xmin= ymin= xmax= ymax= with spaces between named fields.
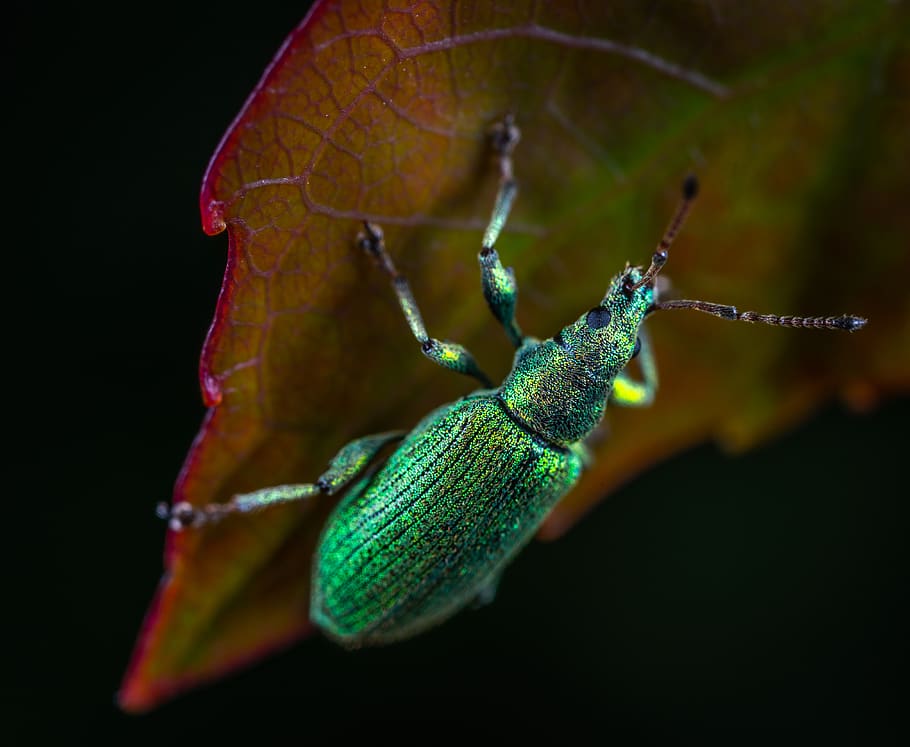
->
xmin=311 ymin=393 xmax=583 ymax=644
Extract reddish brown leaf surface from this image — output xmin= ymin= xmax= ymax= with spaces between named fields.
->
xmin=120 ymin=0 xmax=910 ymax=711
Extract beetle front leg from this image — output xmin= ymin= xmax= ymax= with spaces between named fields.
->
xmin=158 ymin=430 xmax=405 ymax=531
xmin=358 ymin=222 xmax=493 ymax=387
xmin=610 ymin=327 xmax=659 ymax=407
xmin=569 ymin=440 xmax=594 ymax=469
xmin=479 ymin=115 xmax=526 ymax=349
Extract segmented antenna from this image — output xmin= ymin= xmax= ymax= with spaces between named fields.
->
xmin=628 ymin=174 xmax=699 ymax=292
xmin=656 ymin=299 xmax=867 ymax=331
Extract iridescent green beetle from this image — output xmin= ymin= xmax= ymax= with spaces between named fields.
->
xmin=160 ymin=116 xmax=865 ymax=646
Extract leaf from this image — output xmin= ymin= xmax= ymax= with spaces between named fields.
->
xmin=119 ymin=0 xmax=910 ymax=711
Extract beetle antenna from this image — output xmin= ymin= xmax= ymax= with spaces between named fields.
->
xmin=655 ymin=299 xmax=867 ymax=331
xmin=628 ymin=174 xmax=698 ymax=292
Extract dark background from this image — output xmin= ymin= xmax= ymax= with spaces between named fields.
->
xmin=10 ymin=3 xmax=906 ymax=742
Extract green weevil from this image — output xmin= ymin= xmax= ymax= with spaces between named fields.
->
xmin=160 ymin=115 xmax=866 ymax=646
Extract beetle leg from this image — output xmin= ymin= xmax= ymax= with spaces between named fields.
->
xmin=610 ymin=326 xmax=659 ymax=407
xmin=569 ymin=441 xmax=593 ymax=470
xmin=358 ymin=221 xmax=493 ymax=387
xmin=479 ymin=115 xmax=526 ymax=349
xmin=157 ymin=430 xmax=405 ymax=532
xmin=479 ymin=246 xmax=524 ymax=349
xmin=471 ymin=574 xmax=501 ymax=609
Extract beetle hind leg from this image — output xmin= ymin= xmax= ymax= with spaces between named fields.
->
xmin=158 ymin=430 xmax=405 ymax=532
xmin=471 ymin=572 xmax=503 ymax=609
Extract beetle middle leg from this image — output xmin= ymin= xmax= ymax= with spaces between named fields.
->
xmin=358 ymin=221 xmax=493 ymax=387
xmin=158 ymin=430 xmax=405 ymax=531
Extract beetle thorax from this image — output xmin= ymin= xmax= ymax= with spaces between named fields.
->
xmin=498 ymin=341 xmax=613 ymax=446
xmin=498 ymin=276 xmax=653 ymax=447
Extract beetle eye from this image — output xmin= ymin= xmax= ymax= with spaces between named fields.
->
xmin=631 ymin=336 xmax=642 ymax=359
xmin=585 ymin=306 xmax=612 ymax=330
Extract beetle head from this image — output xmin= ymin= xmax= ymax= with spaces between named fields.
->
xmin=556 ymin=264 xmax=658 ymax=371
xmin=499 ymin=265 xmax=657 ymax=446
xmin=498 ymin=177 xmax=697 ymax=446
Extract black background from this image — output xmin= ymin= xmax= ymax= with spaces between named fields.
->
xmin=10 ymin=3 xmax=906 ymax=742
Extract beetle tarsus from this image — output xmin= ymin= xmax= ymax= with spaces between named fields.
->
xmin=156 ymin=501 xmax=203 ymax=532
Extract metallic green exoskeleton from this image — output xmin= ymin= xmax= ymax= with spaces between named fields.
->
xmin=162 ymin=116 xmax=865 ymax=646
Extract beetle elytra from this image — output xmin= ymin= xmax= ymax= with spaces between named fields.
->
xmin=160 ymin=115 xmax=866 ymax=646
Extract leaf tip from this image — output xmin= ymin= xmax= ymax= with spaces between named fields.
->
xmin=115 ymin=682 xmax=153 ymax=715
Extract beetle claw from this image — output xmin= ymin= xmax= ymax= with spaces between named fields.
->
xmin=156 ymin=501 xmax=200 ymax=532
